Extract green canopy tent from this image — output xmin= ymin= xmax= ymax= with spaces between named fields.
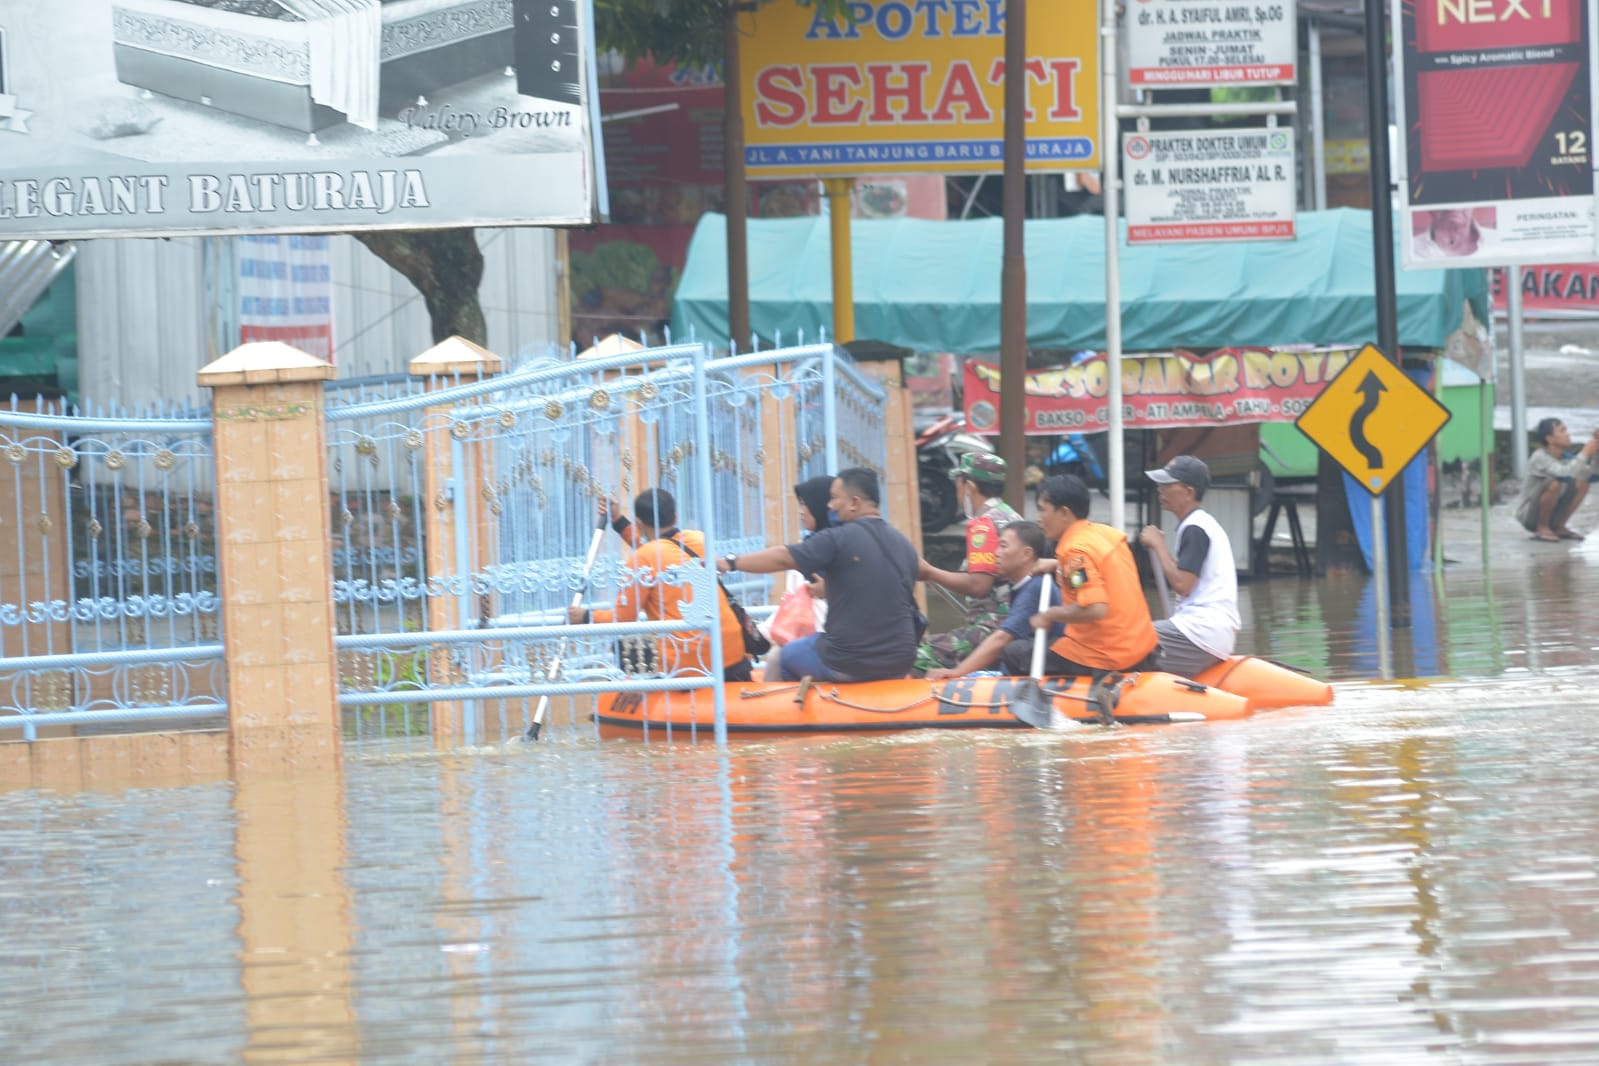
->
xmin=670 ymin=208 xmax=1488 ymax=352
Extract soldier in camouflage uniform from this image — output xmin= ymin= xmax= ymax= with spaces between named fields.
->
xmin=913 ymin=452 xmax=1022 ymax=673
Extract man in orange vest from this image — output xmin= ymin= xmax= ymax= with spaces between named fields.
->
xmin=1029 ymin=474 xmax=1158 ymax=676
xmin=569 ymin=489 xmax=752 ymax=681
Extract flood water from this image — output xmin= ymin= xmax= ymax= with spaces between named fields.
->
xmin=5 ymin=552 xmax=1599 ymax=1064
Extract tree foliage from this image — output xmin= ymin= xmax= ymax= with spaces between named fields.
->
xmin=593 ymin=0 xmax=855 ymax=71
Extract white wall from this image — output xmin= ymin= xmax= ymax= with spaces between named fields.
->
xmin=76 ymin=227 xmax=564 ymax=410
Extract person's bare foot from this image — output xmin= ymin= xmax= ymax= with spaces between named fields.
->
xmin=1532 ymin=528 xmax=1560 ymax=542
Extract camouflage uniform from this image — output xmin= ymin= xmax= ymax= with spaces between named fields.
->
xmin=914 ymin=493 xmax=1022 ymax=673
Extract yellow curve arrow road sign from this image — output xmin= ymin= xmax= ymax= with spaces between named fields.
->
xmin=1295 ymin=343 xmax=1451 ymax=496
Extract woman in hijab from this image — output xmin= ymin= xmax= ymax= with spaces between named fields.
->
xmin=768 ymin=475 xmax=835 ymax=642
xmin=794 ymin=475 xmax=837 ymax=534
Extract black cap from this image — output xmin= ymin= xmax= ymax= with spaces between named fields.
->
xmin=1145 ymin=455 xmax=1210 ymax=494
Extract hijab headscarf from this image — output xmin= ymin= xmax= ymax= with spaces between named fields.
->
xmin=794 ymin=476 xmax=837 ymax=531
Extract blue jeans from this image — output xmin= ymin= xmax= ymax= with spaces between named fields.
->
xmin=776 ymin=634 xmax=859 ymax=683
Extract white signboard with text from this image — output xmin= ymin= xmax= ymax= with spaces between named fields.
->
xmin=1124 ymin=128 xmax=1297 ymax=243
xmin=1127 ymin=0 xmax=1297 ymax=86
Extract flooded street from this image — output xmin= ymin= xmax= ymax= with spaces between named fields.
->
xmin=5 ymin=510 xmax=1599 ymax=1063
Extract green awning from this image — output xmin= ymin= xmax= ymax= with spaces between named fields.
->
xmin=671 ymin=209 xmax=1489 ymax=354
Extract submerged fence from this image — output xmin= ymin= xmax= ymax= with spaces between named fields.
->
xmin=1 ymin=336 xmax=898 ymax=762
xmin=0 ymin=398 xmax=223 ymax=743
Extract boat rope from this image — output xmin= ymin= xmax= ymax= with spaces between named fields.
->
xmin=738 ymin=684 xmax=802 ymax=698
xmin=816 ymin=688 xmax=939 ymax=714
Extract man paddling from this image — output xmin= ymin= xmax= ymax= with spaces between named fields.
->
xmin=1137 ymin=455 xmax=1241 ymax=679
xmin=926 ymin=521 xmax=1063 ymax=679
xmin=1029 ymin=474 xmax=1159 ymax=676
xmin=569 ymin=489 xmax=752 ymax=681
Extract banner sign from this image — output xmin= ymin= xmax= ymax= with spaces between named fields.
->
xmin=739 ymin=0 xmax=1100 ymax=178
xmin=1394 ymin=0 xmax=1597 ymax=267
xmin=0 ymin=0 xmax=604 ymax=238
xmin=1126 ymin=0 xmax=1297 ymax=86
xmin=962 ymin=348 xmax=1359 ymax=435
xmin=236 ymin=234 xmax=334 ymax=361
xmin=1490 ymin=261 xmax=1599 ymax=317
xmin=1123 ymin=128 xmax=1296 ymax=243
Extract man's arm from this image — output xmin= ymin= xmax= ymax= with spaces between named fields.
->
xmin=926 ymin=628 xmax=1013 ymax=679
xmin=1033 ymin=601 xmax=1108 ymax=628
xmin=717 ymin=545 xmax=797 ymax=574
xmin=919 ymin=561 xmax=996 ymax=599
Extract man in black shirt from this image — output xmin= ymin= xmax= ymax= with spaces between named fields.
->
xmin=717 ymin=467 xmax=919 ymax=682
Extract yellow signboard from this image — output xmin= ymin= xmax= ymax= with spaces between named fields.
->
xmin=738 ymin=1 xmax=1100 ymax=179
xmin=1295 ymin=344 xmax=1451 ymax=496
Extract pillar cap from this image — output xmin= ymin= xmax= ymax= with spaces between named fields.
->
xmin=409 ymin=336 xmax=503 ymax=378
xmin=198 ymin=342 xmax=336 ymax=387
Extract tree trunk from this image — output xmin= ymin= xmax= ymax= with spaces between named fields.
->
xmin=353 ymin=228 xmax=488 ymax=347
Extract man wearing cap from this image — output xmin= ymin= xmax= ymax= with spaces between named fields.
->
xmin=1137 ymin=455 xmax=1241 ymax=678
xmin=913 ymin=452 xmax=1023 ymax=673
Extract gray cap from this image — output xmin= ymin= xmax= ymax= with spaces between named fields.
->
xmin=1145 ymin=454 xmax=1210 ymax=494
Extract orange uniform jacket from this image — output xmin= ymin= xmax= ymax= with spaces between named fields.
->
xmin=592 ymin=526 xmax=746 ymax=674
xmin=1050 ymin=519 xmax=1159 ymax=671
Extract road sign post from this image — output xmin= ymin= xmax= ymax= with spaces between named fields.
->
xmin=1297 ymin=343 xmax=1450 ymax=655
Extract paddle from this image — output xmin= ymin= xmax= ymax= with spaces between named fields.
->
xmin=1151 ymin=550 xmax=1173 ymax=616
xmin=518 ymin=519 xmax=608 ymax=743
xmin=1008 ymin=569 xmax=1078 ymax=730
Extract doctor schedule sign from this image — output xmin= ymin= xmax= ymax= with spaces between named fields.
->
xmin=1123 ymin=128 xmax=1296 ymax=243
xmin=1126 ymin=0 xmax=1297 ymax=86
xmin=739 ymin=0 xmax=1100 ymax=177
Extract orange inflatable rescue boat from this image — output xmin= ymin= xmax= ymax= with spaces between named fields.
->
xmin=594 ymin=656 xmax=1331 ymax=735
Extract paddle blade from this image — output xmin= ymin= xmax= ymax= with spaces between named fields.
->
xmin=1008 ymin=679 xmax=1081 ymax=731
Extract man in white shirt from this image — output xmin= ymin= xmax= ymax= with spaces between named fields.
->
xmin=1137 ymin=456 xmax=1241 ymax=678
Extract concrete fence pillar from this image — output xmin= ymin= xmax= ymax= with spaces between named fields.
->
xmin=198 ymin=343 xmax=339 ymax=773
xmin=410 ymin=337 xmax=504 ymax=747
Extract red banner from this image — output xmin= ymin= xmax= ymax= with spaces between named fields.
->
xmin=962 ymin=349 xmax=1359 ymax=435
xmin=1490 ymin=263 xmax=1599 ymax=317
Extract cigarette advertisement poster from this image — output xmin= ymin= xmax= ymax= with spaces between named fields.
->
xmin=1125 ymin=0 xmax=1297 ymax=86
xmin=739 ymin=0 xmax=1099 ymax=178
xmin=0 ymin=0 xmax=604 ymax=239
xmin=1123 ymin=128 xmax=1296 ymax=243
xmin=1395 ymin=0 xmax=1598 ymax=267
xmin=963 ymin=348 xmax=1358 ymax=435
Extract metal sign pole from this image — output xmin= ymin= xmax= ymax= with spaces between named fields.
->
xmin=1371 ymin=493 xmax=1392 ymax=679
xmin=1103 ymin=0 xmax=1125 ymax=532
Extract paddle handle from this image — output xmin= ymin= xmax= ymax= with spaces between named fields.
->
xmin=528 ymin=524 xmax=609 ymax=737
xmin=1030 ymin=571 xmax=1053 ymax=679
xmin=1152 ymin=553 xmax=1172 ymax=617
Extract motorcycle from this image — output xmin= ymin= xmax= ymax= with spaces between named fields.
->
xmin=914 ymin=412 xmax=997 ymax=534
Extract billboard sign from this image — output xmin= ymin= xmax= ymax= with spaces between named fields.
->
xmin=963 ymin=348 xmax=1360 ymax=435
xmin=1490 ymin=262 xmax=1599 ymax=317
xmin=1395 ymin=0 xmax=1597 ymax=267
xmin=1126 ymin=0 xmax=1297 ymax=86
xmin=1123 ymin=127 xmax=1296 ymax=243
xmin=739 ymin=0 xmax=1100 ymax=178
xmin=0 ymin=0 xmax=604 ymax=239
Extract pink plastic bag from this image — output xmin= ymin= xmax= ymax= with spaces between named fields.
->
xmin=768 ymin=584 xmax=817 ymax=646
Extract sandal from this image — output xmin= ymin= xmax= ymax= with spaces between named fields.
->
xmin=1531 ymin=531 xmax=1560 ymax=542
xmin=1558 ymin=529 xmax=1586 ymax=541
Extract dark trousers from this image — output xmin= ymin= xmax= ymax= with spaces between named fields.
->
xmin=723 ymin=659 xmax=753 ymax=683
xmin=1000 ymin=638 xmax=1155 ymax=678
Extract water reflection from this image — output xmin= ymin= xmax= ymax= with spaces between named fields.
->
xmin=6 ymin=707 xmax=1599 ymax=1062
xmin=1240 ymin=555 xmax=1599 ymax=681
